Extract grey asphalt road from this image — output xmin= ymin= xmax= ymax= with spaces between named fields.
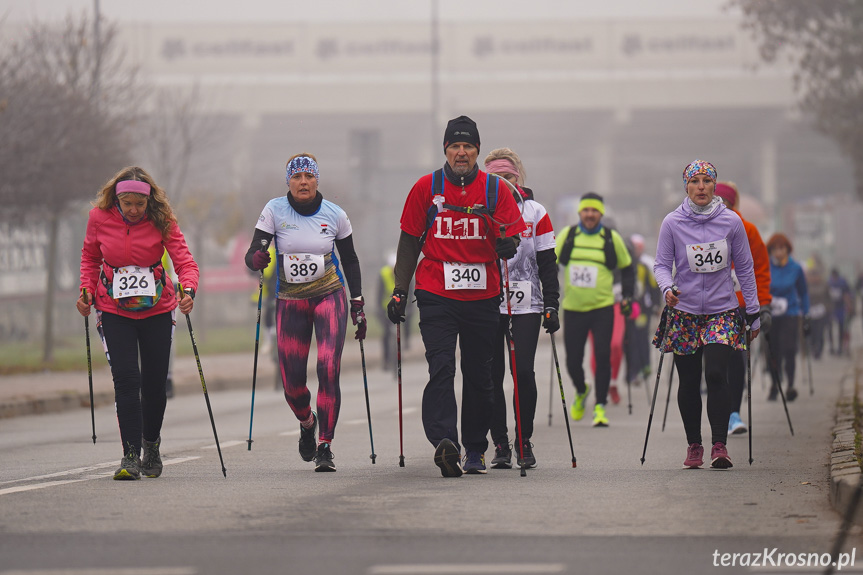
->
xmin=0 ymin=341 xmax=859 ymax=575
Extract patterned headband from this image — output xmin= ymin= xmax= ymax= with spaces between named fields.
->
xmin=682 ymin=159 xmax=717 ymax=191
xmin=286 ymin=156 xmax=319 ymax=184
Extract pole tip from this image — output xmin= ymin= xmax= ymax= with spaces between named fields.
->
xmin=640 ymin=458 xmax=645 ymax=465
xmin=399 ymin=456 xmax=405 ymax=467
xmin=370 ymin=454 xmax=376 ymax=464
xmin=520 ymin=467 xmax=527 ymax=477
xmin=571 ymin=459 xmax=577 ymax=468
xmin=92 ymin=436 xmax=96 ymax=444
xmin=247 ymin=439 xmax=253 ymax=450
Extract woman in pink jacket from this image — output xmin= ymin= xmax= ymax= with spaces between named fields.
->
xmin=77 ymin=166 xmax=199 ymax=481
xmin=653 ymin=160 xmax=760 ymax=470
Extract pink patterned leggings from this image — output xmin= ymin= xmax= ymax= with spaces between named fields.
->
xmin=275 ymin=289 xmax=347 ymax=442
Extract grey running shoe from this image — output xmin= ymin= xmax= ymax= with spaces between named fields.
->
xmin=434 ymin=438 xmax=463 ymax=478
xmin=113 ymin=452 xmax=141 ymax=481
xmin=141 ymin=437 xmax=163 ymax=478
xmin=299 ymin=412 xmax=317 ymax=462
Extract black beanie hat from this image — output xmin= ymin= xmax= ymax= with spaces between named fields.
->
xmin=443 ymin=115 xmax=480 ymax=151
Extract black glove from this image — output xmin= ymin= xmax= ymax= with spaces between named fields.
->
xmin=251 ymin=249 xmax=271 ymax=270
xmin=802 ymin=314 xmax=811 ymax=336
xmin=745 ymin=312 xmax=760 ymax=330
xmin=759 ymin=305 xmax=772 ymax=335
xmin=542 ymin=307 xmax=560 ymax=334
xmin=495 ymin=236 xmax=518 ymax=260
xmin=350 ymin=297 xmax=366 ymax=340
xmin=620 ymin=298 xmax=632 ymax=318
xmin=387 ymin=290 xmax=408 ymax=324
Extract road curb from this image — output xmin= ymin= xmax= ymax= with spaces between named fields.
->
xmin=829 ymin=354 xmax=863 ymax=525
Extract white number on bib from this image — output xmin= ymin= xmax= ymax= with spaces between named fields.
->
xmin=685 ymin=239 xmax=728 ymax=273
xmin=569 ymin=265 xmax=598 ymax=288
xmin=283 ymin=253 xmax=325 ymax=283
xmin=113 ymin=266 xmax=156 ymax=299
xmin=443 ymin=262 xmax=486 ymax=290
xmin=505 ymin=281 xmax=532 ymax=311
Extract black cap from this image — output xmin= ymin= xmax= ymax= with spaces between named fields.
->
xmin=443 ymin=115 xmax=480 ymax=151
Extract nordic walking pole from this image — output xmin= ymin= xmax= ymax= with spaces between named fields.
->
xmin=500 ymin=225 xmax=528 ymax=478
xmin=179 ymin=284 xmax=227 ymax=477
xmin=359 ymin=338 xmax=376 ymax=464
xmin=641 ymin=286 xmax=677 ymax=465
xmin=396 ymin=319 xmax=405 ymax=467
xmin=247 ymin=239 xmax=268 ymax=450
xmin=661 ymin=362 xmax=675 ymax=432
xmin=746 ymin=328 xmax=753 ymax=465
xmin=763 ymin=332 xmax=795 ymax=436
xmin=803 ymin=328 xmax=814 ymax=396
xmin=624 ymin=327 xmax=632 ymax=415
xmin=548 ymin=357 xmax=554 ymax=426
xmin=549 ymin=332 xmax=577 ymax=468
xmin=82 ymin=288 xmax=96 ymax=444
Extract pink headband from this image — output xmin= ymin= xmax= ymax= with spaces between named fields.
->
xmin=485 ymin=158 xmax=519 ymax=180
xmin=116 ymin=180 xmax=151 ymax=196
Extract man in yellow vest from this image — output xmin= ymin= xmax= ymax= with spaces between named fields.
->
xmin=555 ymin=192 xmax=634 ymax=427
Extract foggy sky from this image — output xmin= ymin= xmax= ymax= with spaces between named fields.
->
xmin=1 ymin=0 xmax=735 ymax=23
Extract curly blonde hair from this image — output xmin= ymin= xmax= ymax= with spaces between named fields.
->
xmin=483 ymin=147 xmax=526 ymax=186
xmin=94 ymin=166 xmax=176 ymax=239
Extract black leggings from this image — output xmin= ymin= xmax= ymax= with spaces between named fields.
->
xmin=767 ymin=315 xmax=800 ymax=391
xmin=727 ymin=349 xmax=746 ymax=413
xmin=100 ymin=311 xmax=174 ymax=456
xmin=674 ymin=344 xmax=733 ymax=446
xmin=490 ymin=313 xmax=541 ymax=445
xmin=564 ymin=306 xmax=614 ymax=405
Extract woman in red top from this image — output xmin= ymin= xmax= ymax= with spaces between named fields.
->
xmin=77 ymin=166 xmax=199 ymax=480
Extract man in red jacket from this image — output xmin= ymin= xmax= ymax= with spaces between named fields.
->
xmin=715 ymin=181 xmax=772 ymax=434
xmin=386 ymin=116 xmax=526 ymax=477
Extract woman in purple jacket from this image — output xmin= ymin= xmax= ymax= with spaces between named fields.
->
xmin=653 ymin=160 xmax=761 ymax=470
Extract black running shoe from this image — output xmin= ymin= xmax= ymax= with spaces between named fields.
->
xmin=113 ymin=452 xmax=141 ymax=481
xmin=515 ymin=438 xmax=537 ymax=469
xmin=141 ymin=437 xmax=163 ymax=478
xmin=786 ymin=388 xmax=798 ymax=402
xmin=490 ymin=442 xmax=512 ymax=469
xmin=433 ymin=438 xmax=463 ymax=478
xmin=299 ymin=412 xmax=317 ymax=462
xmin=314 ymin=442 xmax=336 ymax=472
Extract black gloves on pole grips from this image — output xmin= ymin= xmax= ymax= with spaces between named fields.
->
xmin=387 ymin=290 xmax=408 ymax=324
xmin=252 ymin=249 xmax=271 ymax=270
xmin=495 ymin=236 xmax=518 ymax=259
xmin=543 ymin=307 xmax=560 ymax=334
xmin=350 ymin=296 xmax=367 ymax=340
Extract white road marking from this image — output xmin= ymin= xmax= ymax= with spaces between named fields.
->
xmin=1 ymin=568 xmax=196 ymax=575
xmin=0 ymin=462 xmax=118 ymax=485
xmin=0 ymin=457 xmax=200 ymax=496
xmin=368 ymin=564 xmax=566 ymax=574
xmin=278 ymin=430 xmax=300 ymax=437
xmin=202 ymin=440 xmax=245 ymax=449
xmin=342 ymin=418 xmax=368 ymax=425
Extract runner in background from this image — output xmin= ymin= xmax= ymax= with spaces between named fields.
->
xmin=713 ymin=181 xmax=771 ymax=434
xmin=623 ymin=234 xmax=660 ymax=390
xmin=483 ymin=148 xmax=559 ymax=470
xmin=828 ymin=268 xmax=853 ymax=357
xmin=765 ymin=233 xmax=809 ymax=402
xmin=556 ymin=193 xmax=633 ymax=427
xmin=805 ymin=257 xmax=832 ymax=360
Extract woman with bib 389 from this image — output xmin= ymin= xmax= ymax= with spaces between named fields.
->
xmin=77 ymin=166 xmax=199 ymax=480
xmin=245 ymin=153 xmax=364 ymax=472
xmin=653 ymin=160 xmax=760 ymax=470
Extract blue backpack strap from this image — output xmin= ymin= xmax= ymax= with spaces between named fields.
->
xmin=426 ymin=169 xmax=445 ymax=230
xmin=485 ymin=174 xmax=499 ymax=216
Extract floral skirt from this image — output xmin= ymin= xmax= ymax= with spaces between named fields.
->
xmin=652 ymin=307 xmax=745 ymax=355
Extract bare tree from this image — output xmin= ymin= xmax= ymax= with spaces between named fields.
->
xmin=732 ymin=0 xmax=863 ymax=200
xmin=0 ymin=12 xmax=138 ymax=363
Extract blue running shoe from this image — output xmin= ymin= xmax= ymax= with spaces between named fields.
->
xmin=462 ymin=450 xmax=487 ymax=474
xmin=728 ymin=411 xmax=747 ymax=435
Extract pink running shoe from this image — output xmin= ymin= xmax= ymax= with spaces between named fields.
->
xmin=710 ymin=442 xmax=733 ymax=469
xmin=684 ymin=443 xmax=703 ymax=468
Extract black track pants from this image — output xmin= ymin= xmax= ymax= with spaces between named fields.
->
xmin=563 ymin=305 xmax=614 ymax=405
xmin=767 ymin=315 xmax=800 ymax=391
xmin=416 ymin=290 xmax=499 ymax=454
xmin=674 ymin=343 xmax=733 ymax=446
xmin=490 ymin=312 xmax=541 ymax=445
xmin=100 ymin=310 xmax=173 ymax=456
